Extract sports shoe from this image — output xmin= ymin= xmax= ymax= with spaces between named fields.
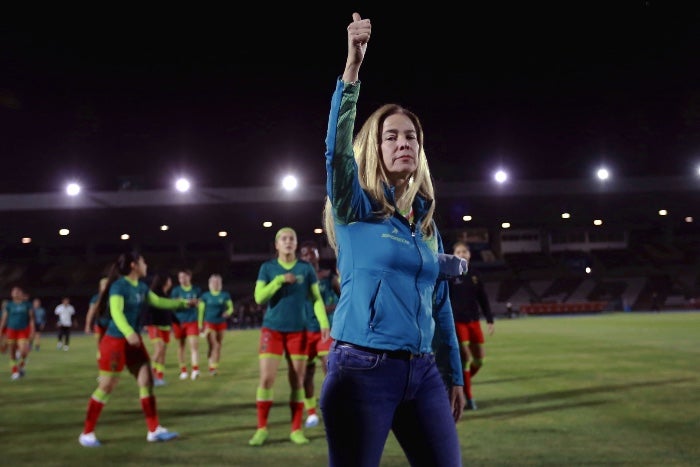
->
xmin=63 ymin=345 xmax=69 ymax=351
xmin=179 ymin=371 xmax=188 ymax=380
xmin=154 ymin=378 xmax=166 ymax=387
xmin=209 ymin=369 xmax=217 ymax=376
xmin=57 ymin=342 xmax=63 ymax=350
xmin=305 ymin=414 xmax=320 ymax=428
xmin=466 ymin=399 xmax=478 ymax=410
xmin=11 ymin=372 xmax=20 ymax=381
xmin=78 ymin=432 xmax=101 ymax=447
xmin=147 ymin=425 xmax=179 ymax=442
xmin=289 ymin=429 xmax=310 ymax=445
xmin=18 ymin=368 xmax=25 ymax=378
xmin=248 ymin=428 xmax=268 ymax=446
xmin=190 ymin=370 xmax=200 ymax=380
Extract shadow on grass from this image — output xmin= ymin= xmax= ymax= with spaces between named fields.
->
xmin=470 ymin=376 xmax=696 ymax=418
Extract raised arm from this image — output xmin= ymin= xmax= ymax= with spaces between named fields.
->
xmin=342 ymin=12 xmax=371 ymax=84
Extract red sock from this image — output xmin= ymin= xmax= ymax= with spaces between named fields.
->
xmin=470 ymin=363 xmax=480 ymax=378
xmin=307 ymin=407 xmax=317 ymax=416
xmin=463 ymin=370 xmax=472 ymax=399
xmin=180 ymin=365 xmax=187 ymax=373
xmin=192 ymin=365 xmax=199 ymax=372
xmin=290 ymin=401 xmax=304 ymax=431
xmin=83 ymin=398 xmax=105 ymax=434
xmin=11 ymin=364 xmax=18 ymax=374
xmin=140 ymin=395 xmax=159 ymax=432
xmin=256 ymin=400 xmax=273 ymax=429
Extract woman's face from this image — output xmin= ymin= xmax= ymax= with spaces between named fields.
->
xmin=209 ymin=275 xmax=222 ymax=292
xmin=134 ymin=256 xmax=148 ymax=278
xmin=275 ymin=230 xmax=297 ymax=256
xmin=453 ymin=244 xmax=471 ymax=261
xmin=381 ymin=113 xmax=418 ymax=182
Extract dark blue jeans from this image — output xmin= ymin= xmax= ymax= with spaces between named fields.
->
xmin=320 ymin=341 xmax=462 ymax=467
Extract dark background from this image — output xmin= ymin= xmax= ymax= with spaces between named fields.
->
xmin=2 ymin=2 xmax=699 ymax=195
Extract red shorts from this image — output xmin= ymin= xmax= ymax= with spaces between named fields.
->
xmin=307 ymin=330 xmax=332 ymax=362
xmin=172 ymin=322 xmax=199 ymax=339
xmin=205 ymin=322 xmax=227 ymax=332
xmin=258 ymin=328 xmax=307 ymax=360
xmin=5 ymin=327 xmax=30 ymax=341
xmin=455 ymin=321 xmax=485 ymax=346
xmin=147 ymin=325 xmax=171 ymax=343
xmin=98 ymin=335 xmax=150 ymax=375
xmin=93 ymin=324 xmax=108 ymax=336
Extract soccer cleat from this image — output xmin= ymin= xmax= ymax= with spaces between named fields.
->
xmin=305 ymin=414 xmax=320 ymax=428
xmin=190 ymin=370 xmax=200 ymax=380
xmin=79 ymin=432 xmax=102 ymax=447
xmin=209 ymin=369 xmax=217 ymax=376
xmin=11 ymin=372 xmax=20 ymax=381
xmin=248 ymin=428 xmax=268 ymax=446
xmin=63 ymin=345 xmax=69 ymax=351
xmin=466 ymin=399 xmax=478 ymax=410
xmin=179 ymin=371 xmax=188 ymax=380
xmin=289 ymin=429 xmax=310 ymax=445
xmin=153 ymin=378 xmax=166 ymax=387
xmin=147 ymin=425 xmax=179 ymax=442
xmin=19 ymin=368 xmax=25 ymax=378
xmin=57 ymin=342 xmax=63 ymax=350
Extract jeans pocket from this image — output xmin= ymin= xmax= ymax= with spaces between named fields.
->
xmin=336 ymin=346 xmax=382 ymax=371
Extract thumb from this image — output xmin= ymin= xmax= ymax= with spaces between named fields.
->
xmin=352 ymin=12 xmax=361 ymax=21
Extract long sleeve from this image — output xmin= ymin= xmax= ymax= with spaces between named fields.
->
xmin=254 ymin=275 xmax=286 ymax=305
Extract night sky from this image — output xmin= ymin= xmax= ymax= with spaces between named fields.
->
xmin=2 ymin=3 xmax=699 ymax=195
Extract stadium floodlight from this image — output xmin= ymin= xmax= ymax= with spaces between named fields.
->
xmin=175 ymin=177 xmax=191 ymax=192
xmin=685 ymin=217 xmax=694 ymax=223
xmin=596 ymin=167 xmax=610 ymax=181
xmin=218 ymin=231 xmax=227 ymax=237
xmin=562 ymin=212 xmax=571 ymax=219
xmin=21 ymin=237 xmax=31 ymax=244
xmin=65 ymin=182 xmax=81 ymax=196
xmin=493 ymin=169 xmax=508 ymax=184
xmin=501 ymin=222 xmax=511 ymax=229
xmin=263 ymin=221 xmax=273 ymax=228
xmin=120 ymin=233 xmax=130 ymax=240
xmin=314 ymin=228 xmax=323 ymax=234
xmin=59 ymin=228 xmax=70 ymax=236
xmin=281 ymin=174 xmax=298 ymax=191
xmin=593 ymin=219 xmax=603 ymax=226
xmin=585 ymin=266 xmax=592 ymax=274
xmin=658 ymin=209 xmax=668 ymax=216
xmin=462 ymin=215 xmax=472 ymax=222
xmin=160 ymin=225 xmax=169 ymax=231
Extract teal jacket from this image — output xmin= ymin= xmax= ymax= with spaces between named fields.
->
xmin=325 ymin=78 xmax=463 ymax=386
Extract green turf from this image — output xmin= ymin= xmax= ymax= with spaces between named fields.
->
xmin=2 ymin=312 xmax=699 ymax=466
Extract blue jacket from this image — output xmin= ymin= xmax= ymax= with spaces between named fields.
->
xmin=325 ymin=78 xmax=463 ymax=386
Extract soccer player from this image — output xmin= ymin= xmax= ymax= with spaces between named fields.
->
xmin=298 ymin=240 xmax=339 ymax=428
xmin=144 ymin=271 xmax=175 ymax=386
xmin=0 ymin=285 xmax=35 ymax=380
xmin=197 ymin=273 xmax=234 ymax=376
xmin=447 ymin=241 xmax=495 ymax=410
xmin=170 ymin=268 xmax=203 ymax=380
xmin=248 ymin=227 xmax=330 ymax=446
xmin=78 ymin=249 xmax=196 ymax=447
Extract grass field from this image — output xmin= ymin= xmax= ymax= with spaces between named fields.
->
xmin=2 ymin=311 xmax=699 ymax=466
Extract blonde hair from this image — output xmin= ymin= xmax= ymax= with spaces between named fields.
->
xmin=323 ymin=104 xmax=436 ymax=252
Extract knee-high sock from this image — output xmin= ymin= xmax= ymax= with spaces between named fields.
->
xmin=255 ymin=387 xmax=273 ymax=429
xmin=139 ymin=386 xmax=159 ymax=432
xmin=83 ymin=388 xmax=110 ymax=434
xmin=290 ymin=389 xmax=305 ymax=431
xmin=304 ymin=395 xmax=317 ymax=416
xmin=470 ymin=357 xmax=484 ymax=378
xmin=463 ymin=367 xmax=472 ymax=399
